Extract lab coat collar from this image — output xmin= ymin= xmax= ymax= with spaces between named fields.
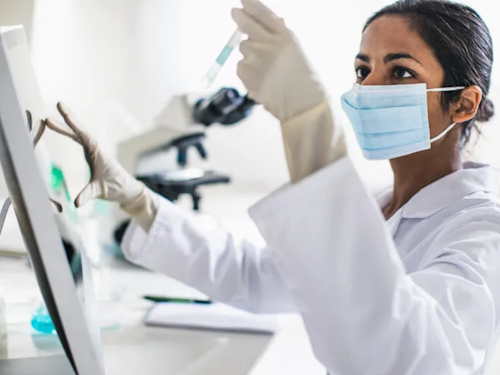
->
xmin=376 ymin=163 xmax=500 ymax=220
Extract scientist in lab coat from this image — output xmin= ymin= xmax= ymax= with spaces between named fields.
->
xmin=46 ymin=0 xmax=500 ymax=373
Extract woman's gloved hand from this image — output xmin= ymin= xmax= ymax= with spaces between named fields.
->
xmin=45 ymin=103 xmax=158 ymax=232
xmin=231 ymin=0 xmax=326 ymax=122
xmin=231 ymin=0 xmax=347 ymax=183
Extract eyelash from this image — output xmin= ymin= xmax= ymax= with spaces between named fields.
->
xmin=355 ymin=66 xmax=418 ymax=80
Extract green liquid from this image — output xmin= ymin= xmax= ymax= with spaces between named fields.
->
xmin=215 ymin=46 xmax=234 ymax=66
xmin=50 ymin=165 xmax=70 ymax=202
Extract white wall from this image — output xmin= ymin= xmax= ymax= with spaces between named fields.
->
xmin=2 ymin=0 xmax=499 ymax=194
xmin=129 ymin=0 xmax=290 ymax=191
xmin=29 ymin=0 xmax=141 ymax=194
xmin=0 ymin=0 xmax=35 ymax=44
xmin=461 ymin=1 xmax=500 ymax=166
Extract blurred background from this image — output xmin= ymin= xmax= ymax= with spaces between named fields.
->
xmin=0 ymin=0 xmax=498 ymax=197
xmin=0 ymin=1 xmax=500 ymax=373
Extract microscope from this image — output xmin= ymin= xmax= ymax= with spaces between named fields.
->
xmin=114 ymin=88 xmax=256 ymax=242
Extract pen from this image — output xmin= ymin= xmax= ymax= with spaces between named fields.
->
xmin=143 ymin=295 xmax=212 ymax=304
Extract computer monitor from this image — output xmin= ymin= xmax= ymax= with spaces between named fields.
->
xmin=0 ymin=26 xmax=104 ymax=375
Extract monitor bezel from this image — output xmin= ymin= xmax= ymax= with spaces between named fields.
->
xmin=0 ymin=25 xmax=104 ymax=375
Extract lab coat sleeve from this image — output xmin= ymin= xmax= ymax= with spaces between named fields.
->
xmin=249 ymin=156 xmax=500 ymax=375
xmin=121 ymin=197 xmax=296 ymax=314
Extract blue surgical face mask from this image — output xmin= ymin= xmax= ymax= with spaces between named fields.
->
xmin=341 ymin=83 xmax=464 ymax=160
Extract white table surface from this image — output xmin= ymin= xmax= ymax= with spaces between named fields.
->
xmin=0 ymin=186 xmax=324 ymax=375
xmin=0 ymin=255 xmax=323 ymax=375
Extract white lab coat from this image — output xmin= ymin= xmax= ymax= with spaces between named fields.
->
xmin=123 ymin=157 xmax=500 ymax=375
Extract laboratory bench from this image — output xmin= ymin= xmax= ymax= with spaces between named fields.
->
xmin=0 ymin=186 xmax=325 ymax=375
xmin=0 ymin=254 xmax=324 ymax=375
xmin=4 ymin=185 xmax=500 ymax=375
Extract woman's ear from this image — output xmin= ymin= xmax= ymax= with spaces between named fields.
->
xmin=450 ymin=85 xmax=483 ymax=124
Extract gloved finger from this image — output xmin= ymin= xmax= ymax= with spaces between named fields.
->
xmin=240 ymin=0 xmax=284 ymax=34
xmin=236 ymin=59 xmax=252 ymax=83
xmin=26 ymin=110 xmax=33 ymax=131
xmin=56 ymin=102 xmax=92 ymax=143
xmin=237 ymin=60 xmax=261 ymax=95
xmin=32 ymin=120 xmax=46 ymax=146
xmin=239 ymin=39 xmax=268 ymax=58
xmin=75 ymin=181 xmax=103 ymax=208
xmin=239 ymin=39 xmax=253 ymax=58
xmin=231 ymin=8 xmax=268 ymax=40
xmin=45 ymin=118 xmax=79 ymax=142
xmin=50 ymin=198 xmax=63 ymax=213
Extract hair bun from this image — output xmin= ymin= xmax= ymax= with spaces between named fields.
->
xmin=477 ymin=98 xmax=495 ymax=122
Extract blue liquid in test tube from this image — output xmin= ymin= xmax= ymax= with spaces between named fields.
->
xmin=201 ymin=29 xmax=244 ymax=89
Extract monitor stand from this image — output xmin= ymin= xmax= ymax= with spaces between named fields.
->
xmin=0 ymin=355 xmax=75 ymax=375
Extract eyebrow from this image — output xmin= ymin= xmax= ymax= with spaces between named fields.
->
xmin=356 ymin=53 xmax=370 ymax=62
xmin=355 ymin=52 xmax=423 ymax=65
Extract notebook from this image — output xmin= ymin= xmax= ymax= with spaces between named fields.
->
xmin=144 ymin=302 xmax=280 ymax=335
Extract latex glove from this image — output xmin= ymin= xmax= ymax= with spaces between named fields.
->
xmin=46 ymin=103 xmax=158 ymax=232
xmin=280 ymin=102 xmax=348 ymax=183
xmin=26 ymin=110 xmax=45 ymax=146
xmin=231 ymin=0 xmax=328 ymax=122
xmin=232 ymin=0 xmax=347 ymax=182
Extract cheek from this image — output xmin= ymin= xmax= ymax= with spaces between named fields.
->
xmin=426 ymin=94 xmax=449 ymax=138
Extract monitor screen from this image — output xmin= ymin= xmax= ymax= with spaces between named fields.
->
xmin=0 ymin=25 xmax=104 ymax=375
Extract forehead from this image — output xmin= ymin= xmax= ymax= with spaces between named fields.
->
xmin=360 ymin=15 xmax=435 ymax=60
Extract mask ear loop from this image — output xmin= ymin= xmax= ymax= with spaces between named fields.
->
xmin=428 ymin=85 xmax=484 ymax=144
xmin=430 ymin=122 xmax=458 ymax=143
xmin=427 ymin=86 xmax=465 ymax=92
xmin=428 ymin=86 xmax=467 ymax=143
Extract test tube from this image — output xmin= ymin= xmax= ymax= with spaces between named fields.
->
xmin=201 ymin=29 xmax=244 ymax=89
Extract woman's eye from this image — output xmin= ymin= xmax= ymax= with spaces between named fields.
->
xmin=356 ymin=67 xmax=370 ymax=79
xmin=393 ymin=67 xmax=414 ymax=79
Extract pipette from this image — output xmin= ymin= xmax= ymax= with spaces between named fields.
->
xmin=201 ymin=29 xmax=244 ymax=89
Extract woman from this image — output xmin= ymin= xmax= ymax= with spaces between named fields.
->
xmin=47 ymin=0 xmax=500 ymax=373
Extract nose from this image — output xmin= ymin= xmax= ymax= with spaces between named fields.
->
xmin=361 ymin=69 xmax=389 ymax=87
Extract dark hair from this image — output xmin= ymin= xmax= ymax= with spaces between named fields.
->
xmin=364 ymin=0 xmax=495 ymax=145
